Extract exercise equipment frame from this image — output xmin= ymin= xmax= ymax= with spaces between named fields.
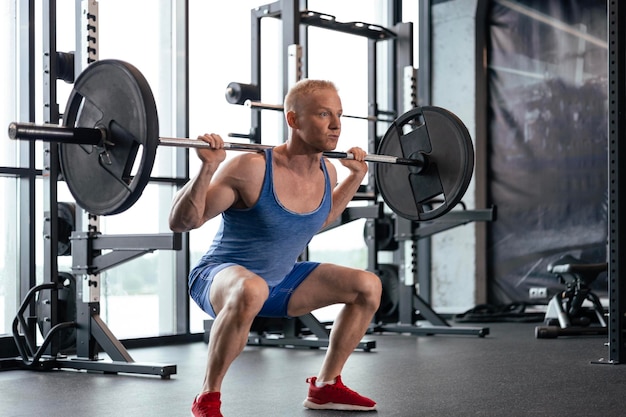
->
xmin=0 ymin=0 xmax=180 ymax=378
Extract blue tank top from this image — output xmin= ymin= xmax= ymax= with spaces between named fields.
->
xmin=196 ymin=148 xmax=332 ymax=286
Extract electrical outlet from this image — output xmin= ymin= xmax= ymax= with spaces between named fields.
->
xmin=529 ymin=287 xmax=548 ymax=299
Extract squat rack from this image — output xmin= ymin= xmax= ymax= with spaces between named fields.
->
xmin=208 ymin=0 xmax=492 ymax=350
xmin=0 ymin=0 xmax=178 ymax=377
xmin=605 ymin=0 xmax=626 ymax=365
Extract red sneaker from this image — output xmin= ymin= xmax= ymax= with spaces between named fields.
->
xmin=303 ymin=375 xmax=377 ymax=411
xmin=191 ymin=392 xmax=223 ymax=417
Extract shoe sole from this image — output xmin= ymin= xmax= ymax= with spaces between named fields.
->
xmin=303 ymin=399 xmax=376 ymax=411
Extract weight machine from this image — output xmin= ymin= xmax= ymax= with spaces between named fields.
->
xmin=535 ymin=255 xmax=607 ymax=339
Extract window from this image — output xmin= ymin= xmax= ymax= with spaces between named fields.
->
xmin=1 ymin=0 xmax=414 ymax=340
xmin=1 ymin=0 xmax=183 ymax=339
xmin=0 ymin=1 xmax=19 ymax=335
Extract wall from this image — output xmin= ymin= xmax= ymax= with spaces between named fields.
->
xmin=430 ymin=0 xmax=480 ymax=313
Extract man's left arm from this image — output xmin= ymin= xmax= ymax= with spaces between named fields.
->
xmin=322 ymin=147 xmax=368 ymax=228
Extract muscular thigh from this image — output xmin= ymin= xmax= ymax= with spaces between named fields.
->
xmin=287 ymin=263 xmax=375 ymax=317
xmin=210 ymin=265 xmax=269 ymax=315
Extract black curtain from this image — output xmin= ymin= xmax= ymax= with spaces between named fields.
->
xmin=487 ymin=0 xmax=608 ymax=304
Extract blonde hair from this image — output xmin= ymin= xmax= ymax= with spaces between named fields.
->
xmin=283 ymin=79 xmax=338 ymax=113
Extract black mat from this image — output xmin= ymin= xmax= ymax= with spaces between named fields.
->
xmin=0 ymin=321 xmax=624 ymax=416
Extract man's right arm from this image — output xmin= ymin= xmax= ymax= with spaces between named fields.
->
xmin=168 ymin=133 xmax=235 ymax=232
xmin=168 ymin=162 xmax=231 ymax=232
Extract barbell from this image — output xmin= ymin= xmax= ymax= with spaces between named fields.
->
xmin=9 ymin=125 xmax=423 ymax=166
xmin=7 ymin=59 xmax=474 ymax=220
xmin=225 ymin=81 xmax=395 ymax=122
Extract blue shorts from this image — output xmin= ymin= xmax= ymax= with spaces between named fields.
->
xmin=188 ymin=261 xmax=320 ymax=319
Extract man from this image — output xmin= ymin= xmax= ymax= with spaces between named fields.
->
xmin=169 ymin=79 xmax=382 ymax=417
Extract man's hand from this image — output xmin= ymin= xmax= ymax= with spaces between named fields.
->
xmin=196 ymin=133 xmax=227 ymax=165
xmin=339 ymin=146 xmax=369 ymax=175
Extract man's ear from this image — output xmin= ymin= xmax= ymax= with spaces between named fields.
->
xmin=285 ymin=110 xmax=298 ymax=129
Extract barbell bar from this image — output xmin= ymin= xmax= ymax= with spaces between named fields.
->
xmin=159 ymin=137 xmax=423 ymax=166
xmin=243 ymin=100 xmax=393 ymax=123
xmin=9 ymin=123 xmax=426 ymax=169
xmin=6 ymin=59 xmax=474 ymax=220
xmin=225 ymin=82 xmax=395 ymax=123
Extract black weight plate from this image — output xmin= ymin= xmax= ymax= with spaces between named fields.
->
xmin=376 ymin=106 xmax=474 ymax=221
xmin=376 ymin=263 xmax=399 ymax=320
xmin=57 ymin=202 xmax=75 ymax=256
xmin=60 ymin=60 xmax=159 ymax=215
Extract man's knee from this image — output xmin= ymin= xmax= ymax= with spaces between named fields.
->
xmin=359 ymin=270 xmax=383 ymax=308
xmin=222 ymin=276 xmax=269 ymax=319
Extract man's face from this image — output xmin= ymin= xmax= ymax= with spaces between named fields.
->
xmin=293 ymin=88 xmax=342 ymax=151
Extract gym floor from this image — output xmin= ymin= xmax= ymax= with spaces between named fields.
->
xmin=0 ymin=320 xmax=624 ymax=417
